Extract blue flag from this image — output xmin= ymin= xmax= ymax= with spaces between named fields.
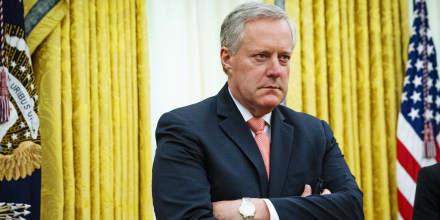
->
xmin=0 ymin=0 xmax=41 ymax=219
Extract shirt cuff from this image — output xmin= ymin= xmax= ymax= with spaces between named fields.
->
xmin=262 ymin=199 xmax=279 ymax=220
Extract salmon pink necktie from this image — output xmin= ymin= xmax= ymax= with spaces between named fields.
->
xmin=247 ymin=117 xmax=270 ymax=178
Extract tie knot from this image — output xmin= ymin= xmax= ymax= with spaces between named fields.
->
xmin=248 ymin=117 xmax=265 ymax=133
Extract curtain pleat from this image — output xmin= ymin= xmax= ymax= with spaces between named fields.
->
xmin=71 ymin=0 xmax=92 ymax=219
xmin=354 ymin=0 xmax=375 ymax=218
xmin=391 ymin=1 xmax=408 ymax=217
xmin=61 ymin=10 xmax=75 ymax=219
xmin=300 ymin=0 xmax=316 ymax=116
xmin=369 ymin=0 xmax=391 ymax=218
xmin=284 ymin=0 xmax=408 ymax=219
xmin=326 ymin=0 xmax=345 ymax=151
xmin=285 ymin=0 xmax=302 ymax=111
xmin=32 ymin=0 xmax=151 ymax=219
xmin=118 ymin=0 xmax=129 ymax=217
xmin=136 ymin=0 xmax=153 ymax=217
xmin=35 ymin=24 xmax=63 ymax=220
xmin=381 ymin=0 xmax=398 ymax=218
xmin=313 ymin=0 xmax=329 ymax=123
xmin=347 ymin=0 xmax=362 ymax=187
xmin=340 ymin=0 xmax=356 ymax=175
xmin=89 ymin=1 xmax=100 ymax=219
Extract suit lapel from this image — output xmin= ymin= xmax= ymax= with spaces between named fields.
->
xmin=216 ymin=84 xmax=269 ymax=196
xmin=268 ymin=107 xmax=294 ymax=197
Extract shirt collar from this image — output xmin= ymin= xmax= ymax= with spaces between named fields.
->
xmin=228 ymin=87 xmax=272 ymax=126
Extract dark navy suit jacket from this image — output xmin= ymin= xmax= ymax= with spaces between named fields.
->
xmin=413 ymin=162 xmax=440 ymax=220
xmin=152 ymin=84 xmax=364 ymax=219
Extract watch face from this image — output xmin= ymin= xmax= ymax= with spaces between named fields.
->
xmin=240 ymin=203 xmax=256 ymax=216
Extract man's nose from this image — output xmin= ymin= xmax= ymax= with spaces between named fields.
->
xmin=267 ymin=57 xmax=281 ymax=77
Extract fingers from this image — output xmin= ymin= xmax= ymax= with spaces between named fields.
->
xmin=301 ymin=184 xmax=312 ymax=197
xmin=321 ymin=189 xmax=331 ymax=195
xmin=301 ymin=185 xmax=331 ymax=197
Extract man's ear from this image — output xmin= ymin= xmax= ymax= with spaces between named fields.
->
xmin=220 ymin=46 xmax=233 ymax=73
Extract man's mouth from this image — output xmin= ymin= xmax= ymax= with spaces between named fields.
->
xmin=262 ymin=86 xmax=280 ymax=90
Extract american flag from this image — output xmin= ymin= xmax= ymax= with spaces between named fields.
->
xmin=397 ymin=0 xmax=440 ymax=219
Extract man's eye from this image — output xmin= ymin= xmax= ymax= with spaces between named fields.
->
xmin=256 ymin=54 xmax=266 ymax=58
xmin=280 ymin=55 xmax=290 ymax=62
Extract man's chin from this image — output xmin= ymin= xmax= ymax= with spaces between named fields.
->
xmin=261 ymin=95 xmax=284 ymax=106
xmin=259 ymin=100 xmax=283 ymax=111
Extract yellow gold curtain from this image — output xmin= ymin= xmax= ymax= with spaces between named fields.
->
xmin=284 ymin=0 xmax=409 ymax=219
xmin=264 ymin=0 xmax=275 ymax=4
xmin=25 ymin=0 xmax=152 ymax=219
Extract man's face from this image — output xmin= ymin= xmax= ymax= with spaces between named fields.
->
xmin=221 ymin=18 xmax=293 ymax=117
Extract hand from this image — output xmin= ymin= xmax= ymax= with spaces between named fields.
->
xmin=212 ymin=199 xmax=242 ymax=220
xmin=301 ymin=184 xmax=313 ymax=197
xmin=321 ymin=188 xmax=331 ymax=195
xmin=213 ymin=198 xmax=270 ymax=220
xmin=301 ymin=184 xmax=332 ymax=197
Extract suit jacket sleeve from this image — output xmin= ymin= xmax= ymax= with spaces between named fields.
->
xmin=152 ymin=111 xmax=216 ymax=220
xmin=269 ymin=121 xmax=364 ymax=219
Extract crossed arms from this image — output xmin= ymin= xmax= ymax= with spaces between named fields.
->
xmin=152 ymin=110 xmax=364 ymax=220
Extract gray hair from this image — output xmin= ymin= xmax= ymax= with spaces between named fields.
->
xmin=220 ymin=2 xmax=297 ymax=54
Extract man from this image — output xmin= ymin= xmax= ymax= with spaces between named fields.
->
xmin=412 ymin=162 xmax=440 ymax=220
xmin=152 ymin=2 xmax=363 ymax=219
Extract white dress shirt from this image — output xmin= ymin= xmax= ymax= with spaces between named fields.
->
xmin=229 ymin=89 xmax=280 ymax=220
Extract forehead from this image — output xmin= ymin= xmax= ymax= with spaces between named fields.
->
xmin=240 ymin=19 xmax=293 ymax=52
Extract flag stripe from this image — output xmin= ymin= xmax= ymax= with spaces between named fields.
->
xmin=396 ymin=161 xmax=417 ymax=205
xmin=398 ymin=189 xmax=413 ymax=220
xmin=397 ymin=138 xmax=421 ymax=182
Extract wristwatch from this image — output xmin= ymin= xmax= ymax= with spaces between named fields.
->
xmin=239 ymin=197 xmax=255 ymax=220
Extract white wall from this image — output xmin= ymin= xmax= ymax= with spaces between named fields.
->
xmin=147 ymin=0 xmax=262 ymax=158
